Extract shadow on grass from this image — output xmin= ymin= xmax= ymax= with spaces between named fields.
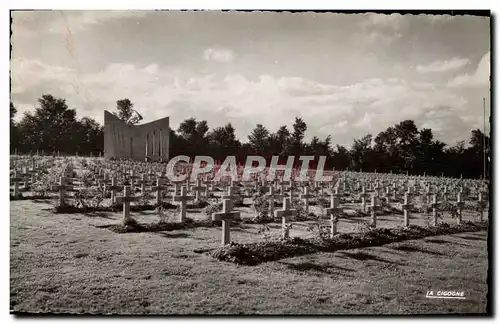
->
xmin=232 ymin=227 xmax=255 ymax=234
xmin=341 ymin=218 xmax=366 ymax=223
xmin=455 ymin=235 xmax=486 ymax=241
xmin=281 ymin=261 xmax=355 ymax=277
xmin=86 ymin=212 xmax=114 ymax=220
xmin=391 ymin=244 xmax=444 ymax=256
xmin=424 ymin=238 xmax=470 ymax=246
xmin=155 ymin=232 xmax=191 ymax=239
xmin=337 ymin=251 xmax=405 ymax=266
xmin=94 ymin=218 xmax=219 ymax=233
xmin=11 ymin=195 xmax=54 ymax=201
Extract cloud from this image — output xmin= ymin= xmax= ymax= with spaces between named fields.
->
xmin=364 ymin=13 xmax=405 ymax=29
xmin=11 ymin=59 xmax=488 ymax=147
xmin=357 ymin=13 xmax=406 ymax=45
xmin=46 ymin=10 xmax=148 ymax=34
xmin=203 ymin=48 xmax=235 ymax=63
xmin=426 ymin=14 xmax=457 ymax=24
xmin=10 ymin=58 xmax=74 ymax=94
xmin=416 ymin=57 xmax=469 ymax=73
xmin=447 ymin=52 xmax=490 ymax=87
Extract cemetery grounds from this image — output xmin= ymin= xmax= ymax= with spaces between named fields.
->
xmin=10 ymin=156 xmax=490 ymax=315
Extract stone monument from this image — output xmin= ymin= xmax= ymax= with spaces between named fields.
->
xmin=104 ymin=110 xmax=170 ymax=161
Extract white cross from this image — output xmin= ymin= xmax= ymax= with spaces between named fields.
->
xmin=173 ymin=186 xmax=194 ymax=222
xmin=116 ymin=186 xmax=140 ymax=224
xmin=267 ymin=186 xmax=283 ymax=217
xmin=105 ymin=176 xmax=120 ymax=204
xmin=325 ymin=194 xmax=342 ymax=237
xmin=50 ymin=177 xmax=74 ymax=207
xmin=401 ymin=192 xmax=413 ymax=227
xmin=300 ymin=186 xmax=314 ymax=215
xmin=274 ymin=197 xmax=297 ymax=239
xmin=150 ymin=178 xmax=169 ymax=205
xmin=212 ymin=199 xmax=241 ymax=245
xmin=367 ymin=195 xmax=379 ymax=227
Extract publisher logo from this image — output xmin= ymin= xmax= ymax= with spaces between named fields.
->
xmin=425 ymin=290 xmax=466 ymax=299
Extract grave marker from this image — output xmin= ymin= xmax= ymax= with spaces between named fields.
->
xmin=222 ymin=186 xmax=240 ymax=210
xmin=105 ymin=176 xmax=120 ymax=204
xmin=456 ymin=192 xmax=464 ymax=225
xmin=10 ymin=171 xmax=22 ymax=197
xmin=325 ymin=193 xmax=342 ymax=237
xmin=402 ymin=192 xmax=413 ymax=227
xmin=431 ymin=194 xmax=438 ymax=226
xmin=267 ymin=186 xmax=283 ymax=218
xmin=367 ymin=195 xmax=380 ymax=227
xmin=300 ymin=186 xmax=314 ymax=215
xmin=50 ymin=177 xmax=73 ymax=207
xmin=212 ymin=199 xmax=241 ymax=246
xmin=151 ymin=178 xmax=169 ymax=205
xmin=192 ymin=179 xmax=206 ymax=202
xmin=173 ymin=186 xmax=194 ymax=222
xmin=478 ymin=192 xmax=486 ymax=222
xmin=116 ymin=186 xmax=140 ymax=224
xmin=274 ymin=197 xmax=297 ymax=239
xmin=360 ymin=187 xmax=368 ymax=212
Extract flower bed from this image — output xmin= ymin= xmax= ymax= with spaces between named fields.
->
xmin=207 ymin=221 xmax=488 ymax=266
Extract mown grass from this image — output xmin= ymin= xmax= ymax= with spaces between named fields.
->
xmin=10 ymin=200 xmax=489 ymax=315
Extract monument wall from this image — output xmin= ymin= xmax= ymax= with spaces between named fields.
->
xmin=104 ymin=110 xmax=170 ymax=161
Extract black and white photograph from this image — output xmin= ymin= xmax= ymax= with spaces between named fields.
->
xmin=9 ymin=8 xmax=491 ymax=316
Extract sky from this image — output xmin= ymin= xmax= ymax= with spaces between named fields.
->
xmin=10 ymin=10 xmax=491 ymax=147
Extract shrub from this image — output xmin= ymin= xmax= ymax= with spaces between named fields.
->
xmin=156 ymin=205 xmax=176 ymax=223
xmin=204 ymin=201 xmax=223 ymax=218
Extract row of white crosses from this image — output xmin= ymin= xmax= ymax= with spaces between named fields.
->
xmin=12 ymin=157 xmax=488 ymax=230
xmin=10 ymin=158 xmax=57 ymax=194
xmin=114 ymin=184 xmax=196 ymax=224
xmin=112 ymin=177 xmax=247 ymax=227
xmin=10 ymin=158 xmax=75 ymax=198
xmin=212 ymin=186 xmax=348 ymax=246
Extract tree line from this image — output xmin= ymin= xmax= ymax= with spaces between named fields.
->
xmin=10 ymin=94 xmax=491 ymax=179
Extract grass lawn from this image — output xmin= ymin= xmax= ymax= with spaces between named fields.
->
xmin=10 ymin=200 xmax=489 ymax=315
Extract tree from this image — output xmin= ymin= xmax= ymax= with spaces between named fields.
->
xmin=207 ymin=123 xmax=241 ymax=161
xmin=331 ymin=145 xmax=350 ymax=170
xmin=10 ymin=102 xmax=16 ymax=124
xmin=116 ymin=99 xmax=141 ymax=125
xmin=414 ymin=128 xmax=447 ymax=175
xmin=268 ymin=125 xmax=291 ymax=156
xmin=307 ymin=135 xmax=332 ymax=158
xmin=466 ymin=129 xmax=490 ymax=179
xmin=290 ymin=117 xmax=307 ymax=155
xmin=10 ymin=102 xmax=19 ymax=151
xmin=177 ymin=118 xmax=197 ymax=140
xmin=17 ymin=94 xmax=78 ymax=153
xmin=176 ymin=118 xmax=210 ymax=157
xmin=373 ymin=127 xmax=398 ymax=173
xmin=77 ymin=117 xmax=104 ymax=154
xmin=350 ymin=134 xmax=372 ymax=171
xmin=394 ymin=120 xmax=419 ymax=171
xmin=196 ymin=120 xmax=209 ymax=139
xmin=13 ymin=94 xmax=105 ymax=156
xmin=248 ymin=124 xmax=270 ymax=155
xmin=469 ymin=129 xmax=490 ymax=154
